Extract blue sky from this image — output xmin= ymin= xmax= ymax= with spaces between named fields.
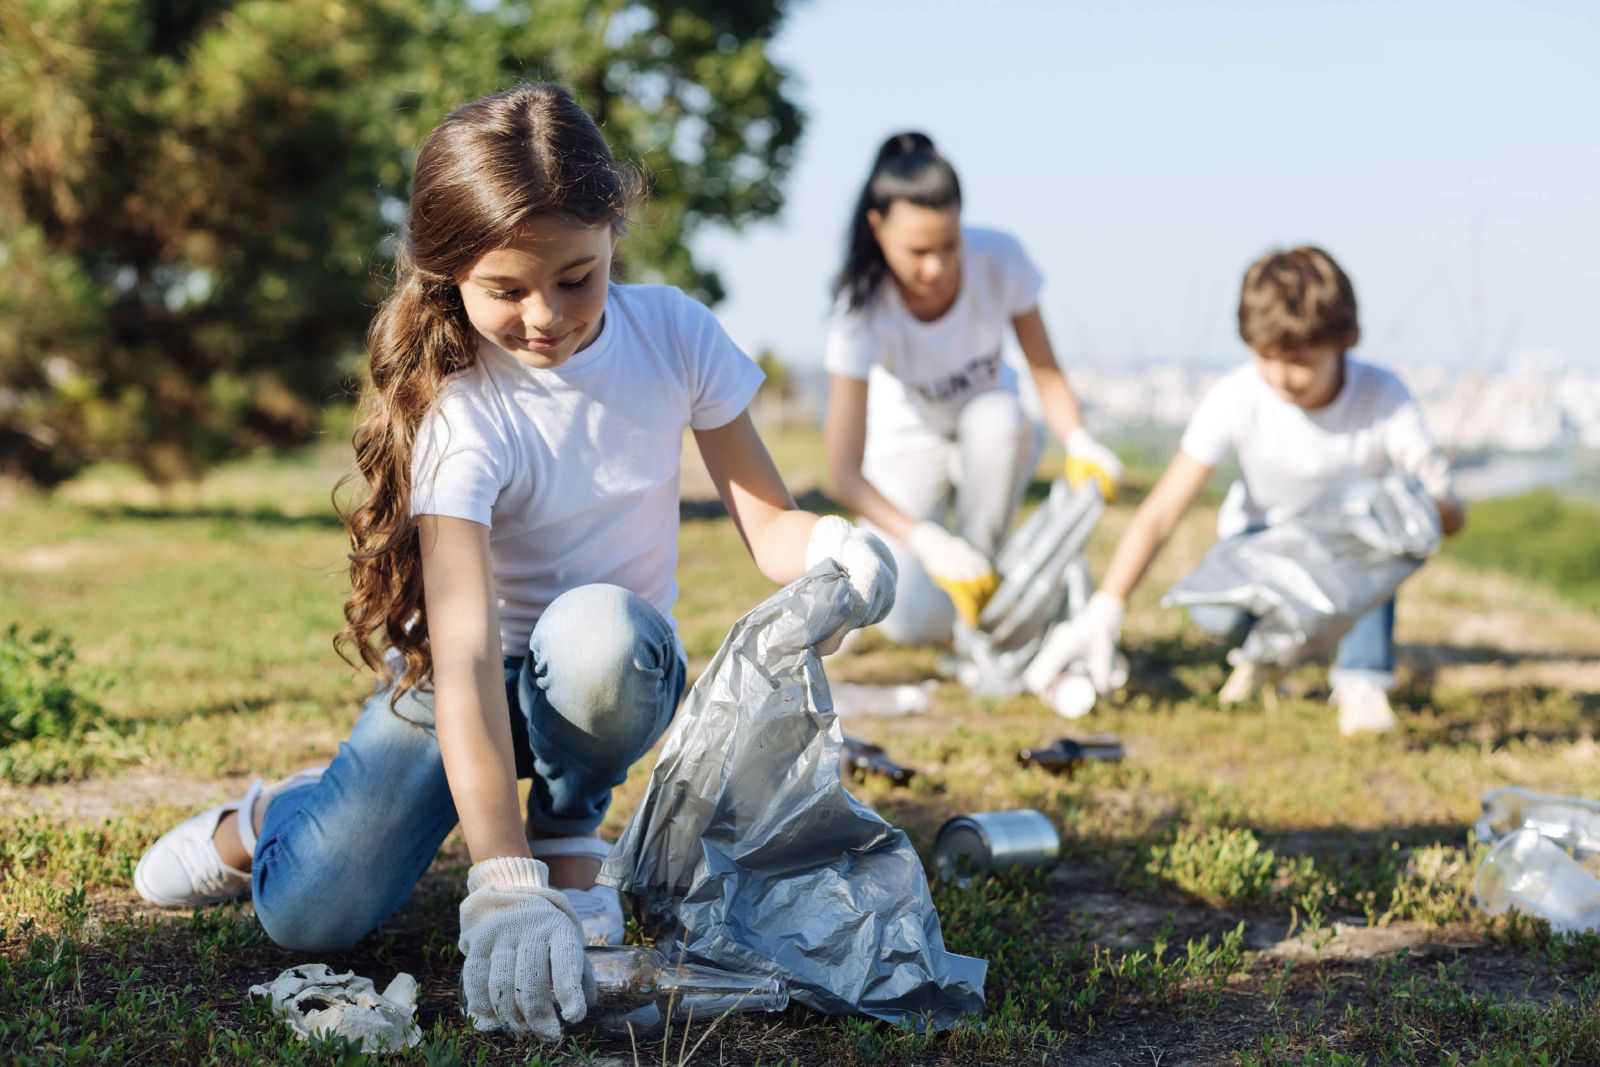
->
xmin=692 ymin=0 xmax=1600 ymax=368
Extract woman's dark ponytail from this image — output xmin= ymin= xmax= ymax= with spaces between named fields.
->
xmin=832 ymin=132 xmax=963 ymax=313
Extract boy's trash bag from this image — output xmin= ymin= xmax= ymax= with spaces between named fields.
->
xmin=956 ymin=480 xmax=1106 ymax=697
xmin=1476 ymin=786 xmax=1600 ymax=858
xmin=1162 ymin=474 xmax=1441 ymax=666
xmin=599 ymin=563 xmax=986 ymax=1030
xmin=1476 ymin=828 xmax=1600 ymax=934
xmin=249 ymin=964 xmax=420 ymax=1053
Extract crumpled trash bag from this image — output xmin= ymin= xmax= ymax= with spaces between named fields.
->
xmin=249 ymin=964 xmax=421 ymax=1053
xmin=598 ymin=562 xmax=986 ymax=1030
xmin=1162 ymin=474 xmax=1442 ymax=666
xmin=955 ymin=480 xmax=1106 ymax=698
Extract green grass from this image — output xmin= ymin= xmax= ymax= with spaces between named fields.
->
xmin=3 ymin=426 xmax=1600 ymax=1063
xmin=1444 ymin=490 xmax=1600 ymax=614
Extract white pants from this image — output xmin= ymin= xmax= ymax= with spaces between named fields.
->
xmin=863 ymin=390 xmax=1040 ymax=645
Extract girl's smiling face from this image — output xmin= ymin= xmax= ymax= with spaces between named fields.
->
xmin=457 ymin=216 xmax=616 ymax=370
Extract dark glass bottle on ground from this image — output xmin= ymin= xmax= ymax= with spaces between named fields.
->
xmin=840 ymin=735 xmax=916 ymax=785
xmin=1016 ymin=734 xmax=1124 ymax=776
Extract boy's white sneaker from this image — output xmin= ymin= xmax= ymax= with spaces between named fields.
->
xmin=1332 ymin=676 xmax=1398 ymax=736
xmin=1217 ymin=660 xmax=1280 ymax=707
xmin=134 ymin=767 xmax=324 ymax=908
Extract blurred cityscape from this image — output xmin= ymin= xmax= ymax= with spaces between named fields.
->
xmin=773 ymin=351 xmax=1600 ymax=500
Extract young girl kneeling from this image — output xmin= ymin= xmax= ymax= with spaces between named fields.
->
xmin=133 ymin=83 xmax=893 ymax=1042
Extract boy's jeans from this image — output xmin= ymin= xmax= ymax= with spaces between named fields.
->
xmin=251 ymin=583 xmax=686 ymax=953
xmin=1188 ymin=599 xmax=1396 ymax=690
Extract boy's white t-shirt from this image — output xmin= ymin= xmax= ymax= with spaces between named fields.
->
xmin=824 ymin=226 xmax=1043 ymax=460
xmin=410 ymin=283 xmax=764 ymax=658
xmin=1179 ymin=358 xmax=1455 ymax=537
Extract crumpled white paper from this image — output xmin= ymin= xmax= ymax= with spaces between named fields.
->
xmin=249 ymin=963 xmax=421 ymax=1053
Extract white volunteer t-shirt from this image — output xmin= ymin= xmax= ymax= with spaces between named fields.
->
xmin=824 ymin=226 xmax=1043 ymax=460
xmin=1179 ymin=358 xmax=1455 ymax=537
xmin=410 ymin=283 xmax=764 ymax=657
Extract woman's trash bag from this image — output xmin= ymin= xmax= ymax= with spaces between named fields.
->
xmin=599 ymin=563 xmax=986 ymax=1030
xmin=1162 ymin=474 xmax=1442 ymax=666
xmin=955 ymin=480 xmax=1106 ymax=697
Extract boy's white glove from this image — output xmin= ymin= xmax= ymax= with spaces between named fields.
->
xmin=907 ymin=520 xmax=999 ymax=628
xmin=1065 ymin=428 xmax=1124 ymax=503
xmin=459 ymin=856 xmax=594 ymax=1042
xmin=1024 ymin=592 xmax=1126 ymax=697
xmin=805 ymin=516 xmax=898 ymax=655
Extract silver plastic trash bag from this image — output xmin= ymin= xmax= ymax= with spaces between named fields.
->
xmin=598 ymin=563 xmax=987 ymax=1030
xmin=956 ymin=480 xmax=1105 ymax=698
xmin=1162 ymin=474 xmax=1442 ymax=666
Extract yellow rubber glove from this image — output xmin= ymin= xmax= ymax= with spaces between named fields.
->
xmin=936 ymin=571 xmax=1001 ymax=629
xmin=907 ymin=521 xmax=999 ymax=628
xmin=1065 ymin=428 xmax=1124 ymax=503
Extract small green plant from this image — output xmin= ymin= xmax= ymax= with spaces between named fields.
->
xmin=0 ymin=625 xmax=102 ymax=748
xmin=1146 ymin=826 xmax=1279 ymax=906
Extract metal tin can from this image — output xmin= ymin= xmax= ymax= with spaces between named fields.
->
xmin=933 ymin=809 xmax=1060 ymax=884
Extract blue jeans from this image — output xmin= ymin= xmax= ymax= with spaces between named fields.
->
xmin=251 ymin=584 xmax=686 ymax=953
xmin=1189 ymin=599 xmax=1396 ymax=681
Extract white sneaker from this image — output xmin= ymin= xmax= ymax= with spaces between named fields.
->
xmin=1218 ymin=659 xmax=1281 ymax=707
xmin=134 ymin=766 xmax=324 ymax=907
xmin=529 ymin=835 xmax=625 ymax=945
xmin=1332 ymin=676 xmax=1398 ymax=736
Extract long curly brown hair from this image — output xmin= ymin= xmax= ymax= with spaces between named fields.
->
xmin=335 ymin=83 xmax=638 ymax=698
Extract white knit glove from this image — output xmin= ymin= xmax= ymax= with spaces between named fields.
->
xmin=907 ymin=521 xmax=999 ymax=628
xmin=1065 ymin=428 xmax=1125 ymax=503
xmin=458 ymin=856 xmax=594 ymax=1041
xmin=805 ymin=516 xmax=897 ymax=655
xmin=1024 ymin=592 xmax=1126 ymax=697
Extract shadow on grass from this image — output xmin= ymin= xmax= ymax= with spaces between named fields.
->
xmin=83 ymin=503 xmax=346 ymax=530
xmin=1398 ymin=684 xmax=1600 ymax=752
xmin=1400 ymin=641 xmax=1600 ymax=670
xmin=681 ymin=486 xmax=842 ymax=522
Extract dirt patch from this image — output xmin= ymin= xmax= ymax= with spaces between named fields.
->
xmin=2 ymin=539 xmax=109 ymax=574
xmin=0 ymin=767 xmax=255 ymax=822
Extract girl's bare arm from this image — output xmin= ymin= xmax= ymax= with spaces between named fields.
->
xmin=694 ymin=409 xmax=819 ymax=583
xmin=418 ymin=514 xmax=531 ymax=863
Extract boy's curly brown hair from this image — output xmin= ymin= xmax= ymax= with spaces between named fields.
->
xmin=1238 ymin=246 xmax=1359 ymax=353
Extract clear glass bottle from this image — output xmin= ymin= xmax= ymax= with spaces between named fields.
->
xmin=1476 ymin=786 xmax=1600 ymax=857
xmin=585 ymin=946 xmax=788 ymax=1034
xmin=457 ymin=945 xmax=788 ymax=1035
xmin=1476 ymin=828 xmax=1600 ymax=934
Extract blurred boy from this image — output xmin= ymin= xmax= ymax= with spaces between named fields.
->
xmin=1028 ymin=246 xmax=1465 ymax=735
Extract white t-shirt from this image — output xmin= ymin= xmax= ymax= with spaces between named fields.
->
xmin=824 ymin=226 xmax=1043 ymax=460
xmin=410 ymin=283 xmax=764 ymax=657
xmin=1179 ymin=358 xmax=1454 ymax=537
